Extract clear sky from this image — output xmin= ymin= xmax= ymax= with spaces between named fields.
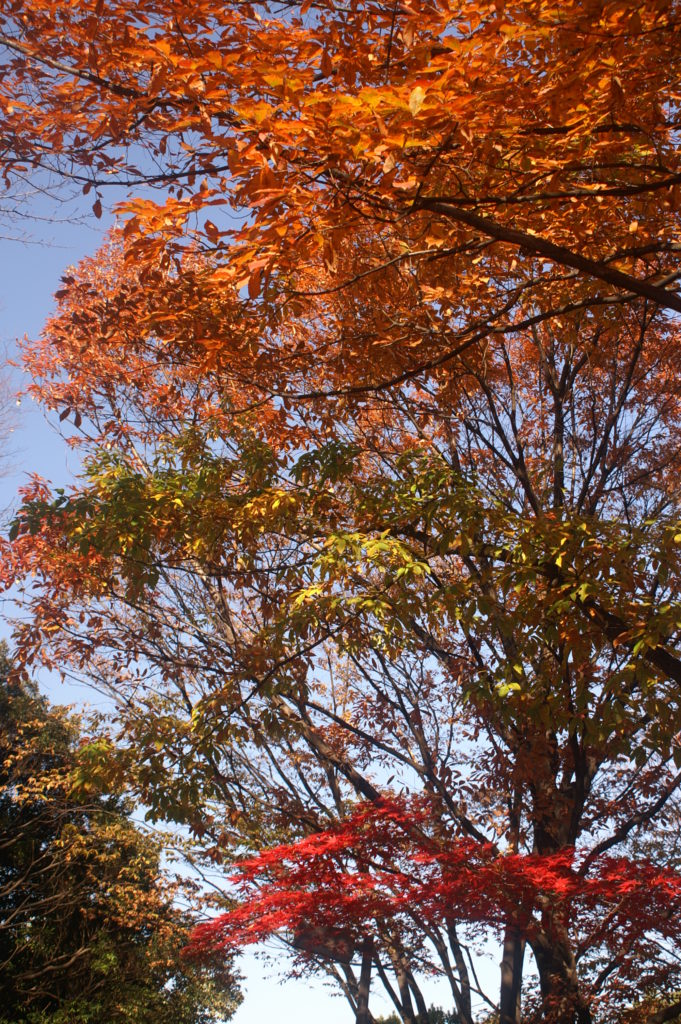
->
xmin=0 ymin=190 xmax=471 ymax=1024
xmin=0 ymin=193 xmax=92 ymax=494
xmin=0 ymin=190 xmax=101 ymax=704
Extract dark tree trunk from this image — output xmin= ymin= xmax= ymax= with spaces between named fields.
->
xmin=531 ymin=926 xmax=592 ymax=1024
xmin=499 ymin=926 xmax=525 ymax=1024
xmin=356 ymin=939 xmax=374 ymax=1024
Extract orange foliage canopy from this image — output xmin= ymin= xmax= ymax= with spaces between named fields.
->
xmin=2 ymin=0 xmax=681 ymax=329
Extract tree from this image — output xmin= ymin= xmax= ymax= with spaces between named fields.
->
xmin=2 ymin=2 xmax=681 ymax=1023
xmin=0 ymin=644 xmax=241 ymax=1024
xmin=187 ymin=797 xmax=681 ymax=1023
xmin=375 ymin=1005 xmax=461 ymax=1024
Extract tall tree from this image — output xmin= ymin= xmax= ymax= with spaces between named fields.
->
xmin=0 ymin=645 xmax=241 ymax=1024
xmin=2 ymin=2 xmax=681 ymax=1022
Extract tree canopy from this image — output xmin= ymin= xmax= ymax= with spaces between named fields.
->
xmin=2 ymin=2 xmax=681 ymax=1023
xmin=0 ymin=645 xmax=241 ymax=1024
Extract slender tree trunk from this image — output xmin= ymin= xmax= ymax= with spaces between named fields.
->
xmin=443 ymin=920 xmax=474 ymax=1024
xmin=499 ymin=926 xmax=525 ymax=1024
xmin=390 ymin=950 xmax=418 ymax=1024
xmin=410 ymin=976 xmax=429 ymax=1024
xmin=374 ymin=955 xmax=417 ymax=1024
xmin=356 ymin=939 xmax=374 ymax=1024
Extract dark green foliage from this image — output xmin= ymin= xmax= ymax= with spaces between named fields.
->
xmin=373 ymin=1005 xmax=461 ymax=1024
xmin=0 ymin=645 xmax=241 ymax=1024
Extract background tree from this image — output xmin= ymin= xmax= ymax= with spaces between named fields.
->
xmin=2 ymin=2 xmax=681 ymax=1023
xmin=0 ymin=643 xmax=241 ymax=1024
xmin=375 ymin=1006 xmax=461 ymax=1024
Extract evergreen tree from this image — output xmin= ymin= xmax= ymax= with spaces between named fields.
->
xmin=0 ymin=644 xmax=240 ymax=1024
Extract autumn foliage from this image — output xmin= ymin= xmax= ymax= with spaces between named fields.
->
xmin=0 ymin=647 xmax=241 ymax=1024
xmin=188 ymin=798 xmax=681 ymax=982
xmin=2 ymin=2 xmax=681 ymax=1023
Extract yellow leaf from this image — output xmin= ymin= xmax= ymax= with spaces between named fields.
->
xmin=409 ymin=86 xmax=426 ymax=116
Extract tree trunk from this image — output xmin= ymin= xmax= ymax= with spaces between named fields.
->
xmin=356 ymin=939 xmax=374 ymax=1024
xmin=531 ymin=926 xmax=592 ymax=1024
xmin=499 ymin=926 xmax=525 ymax=1024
